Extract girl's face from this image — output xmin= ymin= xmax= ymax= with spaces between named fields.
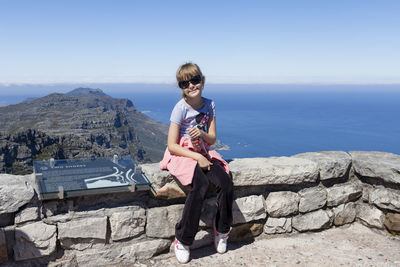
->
xmin=182 ymin=75 xmax=204 ymax=99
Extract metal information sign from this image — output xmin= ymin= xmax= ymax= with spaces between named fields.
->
xmin=33 ymin=155 xmax=150 ymax=200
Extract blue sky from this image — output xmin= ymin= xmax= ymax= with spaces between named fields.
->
xmin=1 ymin=0 xmax=400 ymax=85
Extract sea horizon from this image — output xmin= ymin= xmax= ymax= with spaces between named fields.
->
xmin=1 ymin=83 xmax=400 ymax=160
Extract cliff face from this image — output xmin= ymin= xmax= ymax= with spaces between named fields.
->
xmin=0 ymin=88 xmax=168 ymax=174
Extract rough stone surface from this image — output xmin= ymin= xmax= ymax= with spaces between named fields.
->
xmin=232 ymin=195 xmax=266 ymax=224
xmin=0 ymin=228 xmax=7 ymax=263
xmin=71 ymin=239 xmax=171 ymax=266
xmin=0 ymin=174 xmax=35 ymax=215
xmin=326 ymin=182 xmax=362 ymax=207
xmin=119 ymin=239 xmax=171 ymax=261
xmin=142 ymin=163 xmax=186 ymax=199
xmin=146 ymin=205 xmax=184 ymax=238
xmin=191 ymin=230 xmax=213 ymax=249
xmin=292 ymin=209 xmax=332 ymax=232
xmin=293 ymin=151 xmax=351 ymax=180
xmin=369 ymin=188 xmax=400 ymax=212
xmin=229 ymin=223 xmax=264 ymax=242
xmin=350 ymin=151 xmax=400 ymax=184
xmin=357 ymin=203 xmax=385 ymax=229
xmin=145 ymin=223 xmax=400 ymax=266
xmin=15 ymin=206 xmax=40 ymax=225
xmin=265 ymin=191 xmax=299 ymax=217
xmin=298 ymin=186 xmax=327 ymax=213
xmin=384 ymin=213 xmax=400 ymax=232
xmin=58 ymin=216 xmax=107 ymax=240
xmin=264 ymin=217 xmax=292 ymax=234
xmin=110 ymin=208 xmax=146 ymax=241
xmin=13 ymin=221 xmax=57 ymax=261
xmin=229 ymin=157 xmax=319 ymax=186
xmin=333 ymin=202 xmax=357 ymax=226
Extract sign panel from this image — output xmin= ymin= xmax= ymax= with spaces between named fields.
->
xmin=33 ymin=155 xmax=150 ymax=200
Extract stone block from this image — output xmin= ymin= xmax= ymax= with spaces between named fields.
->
xmin=293 ymin=151 xmax=351 ymax=180
xmin=110 ymin=208 xmax=146 ymax=241
xmin=292 ymin=209 xmax=332 ymax=232
xmin=58 ymin=216 xmax=107 ymax=240
xmin=369 ymin=188 xmax=400 ymax=212
xmin=265 ymin=191 xmax=299 ymax=217
xmin=0 ymin=174 xmax=35 ymax=215
xmin=349 ymin=151 xmax=400 ymax=185
xmin=333 ymin=202 xmax=357 ymax=226
xmin=146 ymin=205 xmax=184 ymax=238
xmin=229 ymin=223 xmax=263 ymax=242
xmin=264 ymin=217 xmax=292 ymax=234
xmin=232 ymin=195 xmax=266 ymax=224
xmin=15 ymin=206 xmax=40 ymax=225
xmin=356 ymin=203 xmax=385 ymax=229
xmin=191 ymin=230 xmax=213 ymax=249
xmin=384 ymin=213 xmax=400 ymax=232
xmin=141 ymin=163 xmax=186 ymax=199
xmin=326 ymin=182 xmax=362 ymax=207
xmin=13 ymin=221 xmax=57 ymax=261
xmin=299 ymin=186 xmax=327 ymax=213
xmin=230 ymin=157 xmax=319 ymax=186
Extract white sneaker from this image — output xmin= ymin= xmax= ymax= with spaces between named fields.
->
xmin=213 ymin=221 xmax=229 ymax=254
xmin=174 ymin=238 xmax=190 ymax=264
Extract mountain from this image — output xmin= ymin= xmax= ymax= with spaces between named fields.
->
xmin=0 ymin=88 xmax=168 ymax=174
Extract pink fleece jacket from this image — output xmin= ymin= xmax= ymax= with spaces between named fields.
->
xmin=159 ymin=137 xmax=230 ymax=186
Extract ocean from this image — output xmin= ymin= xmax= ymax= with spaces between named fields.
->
xmin=2 ymin=84 xmax=400 ymax=160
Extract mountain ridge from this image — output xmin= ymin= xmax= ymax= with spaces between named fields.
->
xmin=0 ymin=88 xmax=168 ymax=174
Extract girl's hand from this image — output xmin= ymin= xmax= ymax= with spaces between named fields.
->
xmin=196 ymin=155 xmax=213 ymax=171
xmin=188 ymin=127 xmax=203 ymax=139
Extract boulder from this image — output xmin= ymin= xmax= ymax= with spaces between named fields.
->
xmin=146 ymin=205 xmax=184 ymax=238
xmin=141 ymin=163 xmax=186 ymax=199
xmin=0 ymin=228 xmax=7 ymax=263
xmin=293 ymin=151 xmax=351 ymax=180
xmin=384 ymin=213 xmax=400 ymax=232
xmin=292 ymin=209 xmax=332 ymax=232
xmin=229 ymin=157 xmax=319 ymax=186
xmin=326 ymin=182 xmax=362 ymax=207
xmin=369 ymin=188 xmax=400 ymax=212
xmin=229 ymin=223 xmax=263 ymax=242
xmin=265 ymin=191 xmax=299 ymax=217
xmin=298 ymin=186 xmax=327 ymax=213
xmin=264 ymin=217 xmax=292 ymax=234
xmin=332 ymin=202 xmax=357 ymax=226
xmin=0 ymin=174 xmax=35 ymax=215
xmin=349 ymin=151 xmax=400 ymax=184
xmin=13 ymin=221 xmax=57 ymax=261
xmin=232 ymin=195 xmax=266 ymax=224
xmin=110 ymin=208 xmax=146 ymax=241
xmin=356 ymin=203 xmax=385 ymax=229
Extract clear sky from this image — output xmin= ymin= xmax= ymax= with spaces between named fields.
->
xmin=1 ymin=0 xmax=400 ymax=84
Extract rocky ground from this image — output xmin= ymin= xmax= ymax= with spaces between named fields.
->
xmin=136 ymin=222 xmax=400 ymax=267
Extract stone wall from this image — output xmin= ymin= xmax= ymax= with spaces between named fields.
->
xmin=0 ymin=151 xmax=400 ymax=266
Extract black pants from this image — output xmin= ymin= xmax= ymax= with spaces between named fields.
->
xmin=175 ymin=159 xmax=234 ymax=246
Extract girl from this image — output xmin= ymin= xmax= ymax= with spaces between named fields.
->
xmin=160 ymin=63 xmax=233 ymax=264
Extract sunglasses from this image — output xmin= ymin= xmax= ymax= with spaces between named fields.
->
xmin=178 ymin=75 xmax=202 ymax=89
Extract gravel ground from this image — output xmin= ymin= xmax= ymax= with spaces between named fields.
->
xmin=136 ymin=222 xmax=400 ymax=267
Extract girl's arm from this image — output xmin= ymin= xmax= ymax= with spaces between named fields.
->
xmin=168 ymin=122 xmax=212 ymax=170
xmin=187 ymin=116 xmax=217 ymax=145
